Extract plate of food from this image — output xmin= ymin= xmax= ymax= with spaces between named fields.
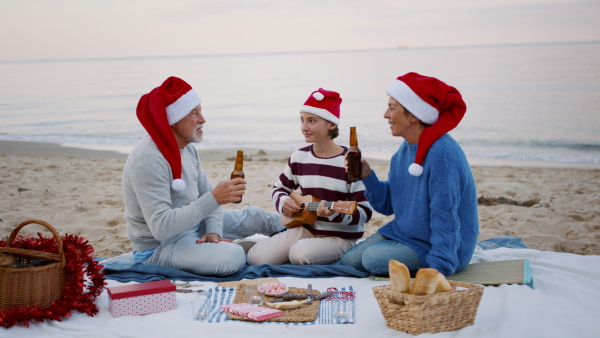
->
xmin=258 ymin=282 xmax=288 ymax=296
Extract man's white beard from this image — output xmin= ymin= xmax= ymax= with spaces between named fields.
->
xmin=186 ymin=126 xmax=203 ymax=143
xmin=187 ymin=135 xmax=203 ymax=143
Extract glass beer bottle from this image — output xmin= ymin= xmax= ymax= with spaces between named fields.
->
xmin=230 ymin=150 xmax=245 ymax=203
xmin=347 ymin=127 xmax=362 ymax=182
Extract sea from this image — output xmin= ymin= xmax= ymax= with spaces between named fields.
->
xmin=1 ymin=41 xmax=599 ymax=166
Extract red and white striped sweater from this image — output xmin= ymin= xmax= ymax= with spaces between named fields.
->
xmin=271 ymin=145 xmax=372 ymax=239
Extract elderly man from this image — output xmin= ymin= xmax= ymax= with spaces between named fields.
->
xmin=122 ymin=76 xmax=284 ymax=276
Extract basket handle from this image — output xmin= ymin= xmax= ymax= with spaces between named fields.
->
xmin=0 ymin=219 xmax=64 ymax=262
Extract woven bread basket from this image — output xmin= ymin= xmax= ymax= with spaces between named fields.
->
xmin=0 ymin=219 xmax=66 ymax=309
xmin=372 ymin=281 xmax=484 ymax=335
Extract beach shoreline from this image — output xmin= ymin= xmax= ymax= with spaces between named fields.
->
xmin=2 ymin=139 xmax=600 ymax=169
xmin=1 ymin=140 xmax=599 ymax=259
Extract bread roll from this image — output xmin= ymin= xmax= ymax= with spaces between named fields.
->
xmin=435 ymin=273 xmax=452 ymax=293
xmin=410 ymin=268 xmax=439 ymax=295
xmin=389 ymin=260 xmax=411 ymax=293
xmin=389 ymin=260 xmax=411 ymax=304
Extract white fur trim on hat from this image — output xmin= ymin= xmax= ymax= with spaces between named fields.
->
xmin=300 ymin=106 xmax=340 ymax=125
xmin=166 ymin=89 xmax=202 ymax=126
xmin=386 ymin=80 xmax=439 ymax=125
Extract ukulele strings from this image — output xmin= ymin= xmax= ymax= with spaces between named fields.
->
xmin=304 ymin=201 xmax=335 ymax=212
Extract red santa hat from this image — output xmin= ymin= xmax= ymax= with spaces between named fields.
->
xmin=386 ymin=72 xmax=466 ymax=176
xmin=300 ymin=88 xmax=342 ymax=125
xmin=136 ymin=76 xmax=202 ymax=191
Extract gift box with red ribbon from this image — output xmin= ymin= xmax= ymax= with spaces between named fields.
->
xmin=108 ymin=280 xmax=176 ymax=317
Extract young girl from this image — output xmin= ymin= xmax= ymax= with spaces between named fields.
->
xmin=247 ymin=88 xmax=372 ymax=265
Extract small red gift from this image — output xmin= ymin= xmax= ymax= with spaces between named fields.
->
xmin=108 ymin=280 xmax=176 ymax=317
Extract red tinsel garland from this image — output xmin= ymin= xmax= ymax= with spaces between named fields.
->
xmin=0 ymin=233 xmax=106 ymax=328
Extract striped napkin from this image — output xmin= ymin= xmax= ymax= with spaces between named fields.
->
xmin=197 ymin=286 xmax=356 ymax=325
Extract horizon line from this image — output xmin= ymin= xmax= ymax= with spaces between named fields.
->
xmin=1 ymin=39 xmax=599 ymax=64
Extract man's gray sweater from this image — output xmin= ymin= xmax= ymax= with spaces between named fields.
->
xmin=122 ymin=136 xmax=222 ymax=251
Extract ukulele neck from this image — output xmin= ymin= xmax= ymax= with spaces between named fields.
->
xmin=303 ymin=201 xmax=334 ymax=212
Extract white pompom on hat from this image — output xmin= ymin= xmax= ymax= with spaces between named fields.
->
xmin=386 ymin=72 xmax=467 ymax=176
xmin=300 ymin=88 xmax=342 ymax=125
xmin=136 ymin=76 xmax=202 ymax=191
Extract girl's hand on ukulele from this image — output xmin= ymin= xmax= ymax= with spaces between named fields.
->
xmin=282 ymin=198 xmax=301 ymax=217
xmin=317 ymin=201 xmax=334 ymax=217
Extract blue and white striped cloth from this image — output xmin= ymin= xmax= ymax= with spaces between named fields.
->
xmin=198 ymin=286 xmax=356 ymax=325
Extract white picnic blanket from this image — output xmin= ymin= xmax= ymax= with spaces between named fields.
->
xmin=2 ymin=247 xmax=600 ymax=338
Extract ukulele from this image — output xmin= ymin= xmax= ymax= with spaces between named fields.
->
xmin=280 ymin=192 xmax=357 ymax=228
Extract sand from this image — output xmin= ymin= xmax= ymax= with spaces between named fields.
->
xmin=1 ymin=140 xmax=599 ymax=259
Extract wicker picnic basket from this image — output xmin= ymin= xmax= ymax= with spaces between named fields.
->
xmin=0 ymin=219 xmax=66 ymax=310
xmin=372 ymin=281 xmax=484 ymax=335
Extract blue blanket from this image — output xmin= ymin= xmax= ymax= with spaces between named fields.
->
xmin=100 ymin=253 xmax=370 ymax=283
xmin=477 ymin=233 xmax=528 ymax=250
xmin=101 ymin=235 xmax=527 ymax=283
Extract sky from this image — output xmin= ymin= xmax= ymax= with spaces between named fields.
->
xmin=0 ymin=0 xmax=599 ymax=61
